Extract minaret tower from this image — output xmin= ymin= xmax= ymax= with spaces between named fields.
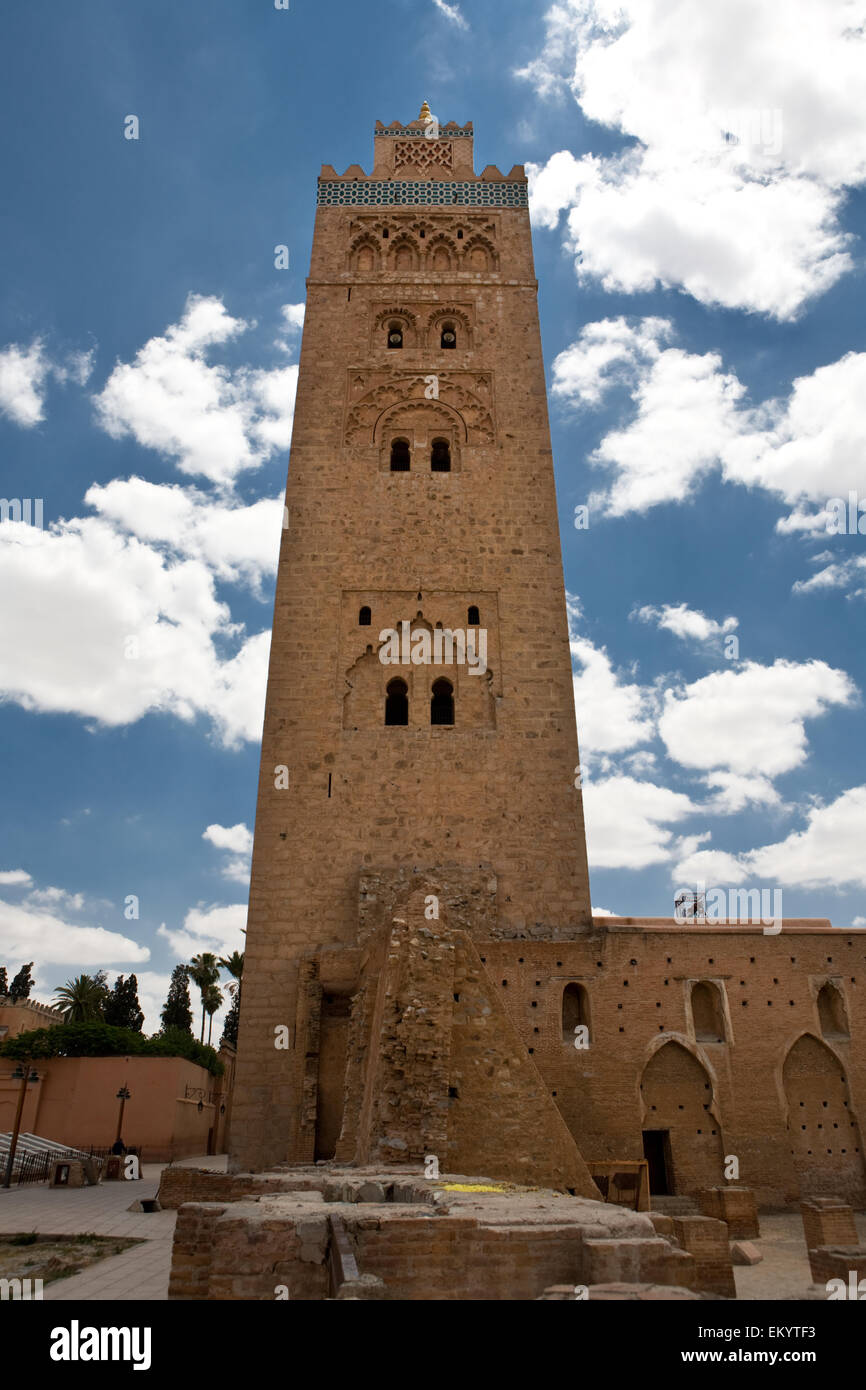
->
xmin=231 ymin=106 xmax=592 ymax=1172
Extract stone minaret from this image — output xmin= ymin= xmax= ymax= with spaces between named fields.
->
xmin=230 ymin=107 xmax=593 ymax=1175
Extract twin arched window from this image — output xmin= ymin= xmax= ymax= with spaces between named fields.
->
xmin=384 ymin=678 xmax=454 ymax=726
xmin=390 ymin=437 xmax=451 ymax=472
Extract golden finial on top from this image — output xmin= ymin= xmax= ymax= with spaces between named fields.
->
xmin=418 ymin=100 xmax=432 ymax=123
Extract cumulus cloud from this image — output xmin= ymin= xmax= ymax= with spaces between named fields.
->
xmin=0 ymin=869 xmax=32 ymax=886
xmin=658 ymin=660 xmax=856 ymax=779
xmin=583 ymin=774 xmax=698 ymax=869
xmin=85 ymin=477 xmax=283 ymax=595
xmin=551 ymin=315 xmax=671 ymax=407
xmin=0 ymin=514 xmax=269 ymax=747
xmin=158 ymin=902 xmax=247 ymax=958
xmin=0 ymin=894 xmax=149 ymax=970
xmin=0 ymin=339 xmax=93 ymax=427
xmin=633 ymin=603 xmax=738 ymax=647
xmin=793 ymin=555 xmax=866 ymax=598
xmin=553 ymin=319 xmax=866 ymax=521
xmin=93 ymin=295 xmax=298 ymax=487
xmin=521 ymin=0 xmax=866 ymax=318
xmin=568 ymin=596 xmax=655 ymax=754
xmin=203 ymin=823 xmax=253 ymax=884
xmin=674 ymin=786 xmax=866 ymax=893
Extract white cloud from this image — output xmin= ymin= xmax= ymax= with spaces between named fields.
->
xmin=703 ymin=772 xmax=782 ymax=815
xmin=0 ymin=895 xmax=149 ymax=970
xmin=672 ymin=847 xmax=750 ymax=887
xmin=0 ymin=341 xmax=50 ymax=426
xmin=583 ymin=774 xmax=698 ymax=868
xmin=279 ymin=303 xmax=305 ymax=333
xmin=674 ymin=786 xmax=866 ymax=893
xmin=85 ymin=477 xmax=283 ymax=595
xmin=571 ymin=633 xmax=654 ymax=754
xmin=520 ymin=0 xmax=866 ymax=317
xmin=203 ymin=823 xmax=253 ymax=885
xmin=0 ymin=340 xmax=93 ymax=428
xmin=25 ymin=886 xmax=85 ymax=912
xmin=0 ymin=514 xmax=269 ymax=748
xmin=658 ymin=660 xmax=857 ymax=779
xmin=554 ymin=319 xmax=866 ymax=521
xmin=793 ymin=555 xmax=866 ymax=597
xmin=432 ymin=0 xmax=468 ymax=28
xmin=634 ymin=603 xmax=738 ymax=646
xmin=551 ymin=314 xmax=671 ymax=406
xmin=0 ymin=869 xmax=32 ymax=886
xmin=93 ymin=295 xmax=298 ymax=487
xmin=747 ymin=786 xmax=866 ymax=890
xmin=158 ymin=902 xmax=247 ymax=958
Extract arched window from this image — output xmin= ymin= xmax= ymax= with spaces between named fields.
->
xmin=431 ymin=438 xmax=451 ymax=473
xmin=817 ymin=982 xmax=849 ymax=1039
xmin=431 ymin=677 xmax=454 ymax=726
xmin=390 ymin=438 xmax=410 ymax=471
xmin=457 ymin=229 xmax=464 ymax=240
xmin=385 ymin=678 xmax=408 ymax=726
xmin=562 ymin=983 xmax=590 ymax=1043
xmin=382 ymin=228 xmax=389 ymax=238
xmin=358 ymin=606 xmax=371 ymax=626
xmin=440 ymin=322 xmax=457 ymax=349
xmin=387 ymin=322 xmax=403 ymax=349
xmin=691 ymin=982 xmax=726 ymax=1042
xmin=467 ymin=605 xmax=480 ymax=626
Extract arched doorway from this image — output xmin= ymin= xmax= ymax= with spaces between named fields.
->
xmin=640 ymin=1041 xmax=724 ymax=1196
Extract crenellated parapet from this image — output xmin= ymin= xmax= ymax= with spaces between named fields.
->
xmin=317 ymin=102 xmax=527 ymax=206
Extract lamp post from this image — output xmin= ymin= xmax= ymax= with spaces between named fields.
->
xmin=114 ymin=1083 xmax=131 ymax=1147
xmin=3 ymin=1060 xmax=39 ymax=1188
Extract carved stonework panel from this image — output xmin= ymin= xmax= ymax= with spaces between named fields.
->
xmin=393 ymin=140 xmax=454 ymax=174
xmin=345 ymin=371 xmax=495 ymax=445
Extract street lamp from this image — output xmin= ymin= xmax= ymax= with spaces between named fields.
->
xmin=2 ymin=1061 xmax=40 ymax=1188
xmin=114 ymin=1083 xmax=131 ymax=1148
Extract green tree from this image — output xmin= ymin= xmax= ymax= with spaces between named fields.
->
xmin=218 ymin=950 xmax=244 ymax=998
xmin=103 ymin=974 xmax=144 ymax=1031
xmin=0 ymin=1021 xmax=224 ymax=1077
xmin=52 ymin=971 xmax=108 ymax=1023
xmin=160 ymin=965 xmax=193 ymax=1034
xmin=188 ymin=953 xmax=220 ymax=1042
xmin=220 ymin=992 xmax=240 ymax=1049
xmin=217 ymin=949 xmax=243 ymax=1049
xmin=0 ymin=966 xmax=8 ymax=996
xmin=203 ymin=983 xmax=223 ymax=1046
xmin=9 ymin=962 xmax=35 ymax=1001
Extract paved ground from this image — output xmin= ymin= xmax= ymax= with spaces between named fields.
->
xmin=733 ymin=1210 xmax=866 ymax=1301
xmin=0 ymin=1153 xmax=227 ymax=1301
xmin=1 ymin=1159 xmax=862 ymax=1301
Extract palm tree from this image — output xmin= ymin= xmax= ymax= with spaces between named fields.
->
xmin=188 ymin=953 xmax=220 ymax=1042
xmin=53 ymin=972 xmax=108 ymax=1023
xmin=203 ymin=983 xmax=223 ymax=1046
xmin=218 ymin=950 xmax=244 ymax=999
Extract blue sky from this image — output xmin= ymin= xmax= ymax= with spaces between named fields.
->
xmin=1 ymin=0 xmax=865 ymax=1031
